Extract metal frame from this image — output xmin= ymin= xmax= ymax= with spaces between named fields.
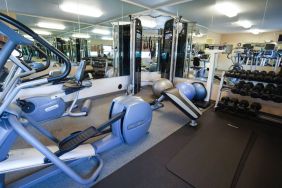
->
xmin=129 ymin=18 xmax=137 ymax=94
xmin=204 ymin=49 xmax=225 ymax=102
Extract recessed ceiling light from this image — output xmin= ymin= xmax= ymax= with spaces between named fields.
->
xmin=92 ymin=28 xmax=111 ymax=35
xmin=248 ymin=29 xmax=263 ymax=35
xmin=37 ymin=22 xmax=65 ymax=30
xmin=101 ymin=36 xmax=113 ymax=40
xmin=32 ymin=29 xmax=52 ymax=35
xmin=234 ymin=20 xmax=252 ymax=29
xmin=140 ymin=18 xmax=157 ymax=28
xmin=214 ymin=2 xmax=240 ymax=17
xmin=111 ymin=21 xmax=131 ymax=26
xmin=60 ymin=2 xmax=103 ymax=17
xmin=193 ymin=33 xmax=204 ymax=37
xmin=72 ymin=33 xmax=90 ymax=39
xmin=62 ymin=37 xmax=70 ymax=41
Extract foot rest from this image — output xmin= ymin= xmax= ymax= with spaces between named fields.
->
xmin=193 ymin=100 xmax=210 ymax=109
xmin=81 ymin=99 xmax=92 ymax=114
xmin=150 ymin=100 xmax=164 ymax=111
xmin=44 ymin=127 xmax=99 ymax=163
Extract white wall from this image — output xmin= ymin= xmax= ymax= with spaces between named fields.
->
xmin=193 ymin=31 xmax=222 ymax=44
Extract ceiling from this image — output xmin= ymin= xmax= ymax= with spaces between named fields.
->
xmin=0 ymin=0 xmax=281 ymax=38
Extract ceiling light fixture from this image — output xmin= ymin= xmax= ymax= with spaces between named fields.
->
xmin=62 ymin=37 xmax=70 ymax=41
xmin=139 ymin=17 xmax=157 ymax=28
xmin=214 ymin=2 xmax=240 ymax=17
xmin=32 ymin=29 xmax=52 ymax=35
xmin=101 ymin=36 xmax=113 ymax=40
xmin=72 ymin=33 xmax=90 ymax=39
xmin=92 ymin=28 xmax=111 ymax=35
xmin=111 ymin=21 xmax=131 ymax=26
xmin=60 ymin=2 xmax=103 ymax=17
xmin=37 ymin=22 xmax=65 ymax=30
xmin=248 ymin=29 xmax=262 ymax=35
xmin=234 ymin=20 xmax=252 ymax=28
xmin=193 ymin=33 xmax=204 ymax=37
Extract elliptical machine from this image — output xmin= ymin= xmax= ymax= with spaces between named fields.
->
xmin=0 ymin=13 xmax=152 ymax=187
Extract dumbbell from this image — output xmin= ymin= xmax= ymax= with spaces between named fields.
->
xmin=231 ymin=81 xmax=245 ymax=94
xmin=264 ymin=71 xmax=275 ymax=83
xmin=256 ymin=71 xmax=267 ymax=81
xmin=225 ymin=70 xmax=234 ymax=77
xmin=243 ymin=70 xmax=252 ymax=80
xmin=249 ymin=102 xmax=262 ymax=115
xmin=272 ymin=85 xmax=282 ymax=96
xmin=239 ymin=82 xmax=254 ymax=96
xmin=218 ymin=96 xmax=230 ymax=109
xmin=227 ymin=98 xmax=239 ymax=110
xmin=271 ymin=85 xmax=282 ymax=103
xmin=248 ymin=70 xmax=259 ymax=80
xmin=237 ymin=100 xmax=249 ymax=112
xmin=237 ymin=70 xmax=246 ymax=79
xmin=273 ymin=74 xmax=282 ymax=84
xmin=261 ymin=84 xmax=275 ymax=100
xmin=271 ymin=95 xmax=282 ymax=103
xmin=233 ymin=70 xmax=242 ymax=78
xmin=250 ymin=83 xmax=264 ymax=98
xmin=240 ymin=70 xmax=252 ymax=80
xmin=221 ymin=96 xmax=230 ymax=104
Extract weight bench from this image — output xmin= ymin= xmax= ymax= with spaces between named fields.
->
xmin=152 ymin=88 xmax=202 ymax=126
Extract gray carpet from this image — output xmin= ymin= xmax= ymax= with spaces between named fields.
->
xmin=6 ymin=86 xmax=191 ymax=187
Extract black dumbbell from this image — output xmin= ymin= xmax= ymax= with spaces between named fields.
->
xmin=238 ymin=70 xmax=246 ymax=79
xmin=256 ymin=71 xmax=267 ymax=81
xmin=225 ymin=70 xmax=234 ymax=77
xmin=234 ymin=70 xmax=244 ymax=78
xmin=231 ymin=81 xmax=245 ymax=94
xmin=227 ymin=98 xmax=239 ymax=110
xmin=271 ymin=85 xmax=282 ymax=103
xmin=272 ymin=85 xmax=282 ymax=96
xmin=249 ymin=102 xmax=262 ymax=115
xmin=237 ymin=100 xmax=249 ymax=112
xmin=272 ymin=95 xmax=282 ymax=103
xmin=264 ymin=71 xmax=275 ymax=83
xmin=248 ymin=70 xmax=259 ymax=80
xmin=273 ymin=74 xmax=282 ymax=84
xmin=245 ymin=70 xmax=252 ymax=80
xmin=240 ymin=70 xmax=252 ymax=80
xmin=250 ymin=83 xmax=264 ymax=98
xmin=218 ymin=96 xmax=230 ymax=108
xmin=221 ymin=96 xmax=230 ymax=104
xmin=239 ymin=82 xmax=254 ymax=96
xmin=261 ymin=84 xmax=275 ymax=100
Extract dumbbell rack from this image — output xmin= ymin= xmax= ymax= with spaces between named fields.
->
xmin=214 ymin=71 xmax=282 ymax=124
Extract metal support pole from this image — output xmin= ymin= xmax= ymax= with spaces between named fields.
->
xmin=169 ymin=19 xmax=180 ymax=83
xmin=214 ymin=71 xmax=226 ymax=108
xmin=204 ymin=50 xmax=224 ymax=102
xmin=129 ymin=18 xmax=136 ymax=95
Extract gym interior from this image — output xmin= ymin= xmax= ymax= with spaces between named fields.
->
xmin=0 ymin=0 xmax=281 ymax=187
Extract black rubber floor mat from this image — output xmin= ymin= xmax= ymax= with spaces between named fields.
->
xmin=167 ymin=112 xmax=253 ymax=188
xmin=236 ymin=133 xmax=282 ymax=188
